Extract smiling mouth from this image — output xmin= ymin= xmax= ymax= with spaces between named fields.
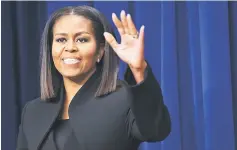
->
xmin=62 ymin=58 xmax=81 ymax=65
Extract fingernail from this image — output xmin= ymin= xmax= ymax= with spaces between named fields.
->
xmin=103 ymin=32 xmax=109 ymax=37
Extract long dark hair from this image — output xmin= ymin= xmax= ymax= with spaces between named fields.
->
xmin=40 ymin=5 xmax=119 ymax=101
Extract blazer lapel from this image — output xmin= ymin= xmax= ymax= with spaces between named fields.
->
xmin=39 ymin=130 xmax=57 ymax=150
xmin=67 ymin=69 xmax=102 ymax=148
xmin=29 ymin=69 xmax=101 ymax=150
xmin=69 ymin=68 xmax=102 ymax=108
xmin=27 ymin=86 xmax=64 ymax=150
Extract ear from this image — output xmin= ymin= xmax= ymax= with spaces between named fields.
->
xmin=97 ymin=44 xmax=105 ymax=63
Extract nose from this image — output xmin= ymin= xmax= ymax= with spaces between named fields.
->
xmin=65 ymin=40 xmax=78 ymax=52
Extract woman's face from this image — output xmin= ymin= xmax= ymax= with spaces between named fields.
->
xmin=52 ymin=15 xmax=102 ymax=80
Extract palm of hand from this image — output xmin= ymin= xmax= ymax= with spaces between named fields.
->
xmin=103 ymin=10 xmax=145 ymax=69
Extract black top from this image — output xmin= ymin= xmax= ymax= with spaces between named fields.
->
xmin=53 ymin=119 xmax=71 ymax=150
xmin=40 ymin=119 xmax=80 ymax=150
xmin=17 ymin=64 xmax=171 ymax=150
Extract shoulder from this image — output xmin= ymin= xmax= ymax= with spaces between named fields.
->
xmin=22 ymin=97 xmax=50 ymax=115
xmin=24 ymin=97 xmax=44 ymax=109
xmin=98 ymin=79 xmax=131 ymax=101
xmin=116 ymin=79 xmax=129 ymax=89
xmin=106 ymin=79 xmax=132 ymax=101
xmin=115 ymin=79 xmax=130 ymax=93
xmin=19 ymin=97 xmax=45 ymax=124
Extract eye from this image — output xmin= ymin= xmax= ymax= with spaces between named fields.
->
xmin=56 ymin=38 xmax=67 ymax=43
xmin=76 ymin=38 xmax=88 ymax=43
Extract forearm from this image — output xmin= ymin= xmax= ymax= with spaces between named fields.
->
xmin=125 ymin=63 xmax=171 ymax=141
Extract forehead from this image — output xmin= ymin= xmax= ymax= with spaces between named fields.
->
xmin=53 ymin=15 xmax=93 ymax=34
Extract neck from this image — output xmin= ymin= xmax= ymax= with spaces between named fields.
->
xmin=63 ymin=67 xmax=96 ymax=102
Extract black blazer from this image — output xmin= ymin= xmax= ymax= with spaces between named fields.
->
xmin=16 ymin=64 xmax=171 ymax=150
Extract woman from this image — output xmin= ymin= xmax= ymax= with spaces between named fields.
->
xmin=17 ymin=5 xmax=171 ymax=150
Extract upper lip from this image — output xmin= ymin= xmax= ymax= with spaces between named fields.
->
xmin=62 ymin=57 xmax=82 ymax=60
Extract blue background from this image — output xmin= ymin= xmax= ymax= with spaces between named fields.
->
xmin=2 ymin=1 xmax=237 ymax=150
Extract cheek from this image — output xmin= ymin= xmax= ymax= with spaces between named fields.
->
xmin=52 ymin=43 xmax=64 ymax=58
xmin=82 ymin=46 xmax=98 ymax=62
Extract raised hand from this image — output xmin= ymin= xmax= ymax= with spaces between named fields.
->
xmin=103 ymin=10 xmax=147 ymax=73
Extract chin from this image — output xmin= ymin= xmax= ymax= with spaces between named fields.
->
xmin=62 ymin=71 xmax=84 ymax=79
xmin=61 ymin=69 xmax=94 ymax=81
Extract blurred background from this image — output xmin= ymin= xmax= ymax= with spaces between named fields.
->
xmin=2 ymin=1 xmax=237 ymax=150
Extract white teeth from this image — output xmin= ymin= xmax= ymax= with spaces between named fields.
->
xmin=63 ymin=58 xmax=80 ymax=64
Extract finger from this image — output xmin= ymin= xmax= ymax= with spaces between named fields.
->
xmin=120 ymin=10 xmax=129 ymax=34
xmin=127 ymin=14 xmax=137 ymax=35
xmin=138 ymin=25 xmax=145 ymax=48
xmin=112 ymin=13 xmax=125 ymax=36
xmin=103 ymin=32 xmax=119 ymax=51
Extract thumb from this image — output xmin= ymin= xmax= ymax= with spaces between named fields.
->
xmin=104 ymin=32 xmax=119 ymax=51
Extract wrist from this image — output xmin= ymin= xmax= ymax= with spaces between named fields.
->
xmin=129 ymin=61 xmax=147 ymax=83
xmin=129 ymin=61 xmax=147 ymax=73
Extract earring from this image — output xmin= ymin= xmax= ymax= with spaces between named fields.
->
xmin=97 ymin=58 xmax=100 ymax=63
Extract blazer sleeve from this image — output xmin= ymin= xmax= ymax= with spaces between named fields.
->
xmin=16 ymin=102 xmax=29 ymax=150
xmin=124 ymin=63 xmax=171 ymax=142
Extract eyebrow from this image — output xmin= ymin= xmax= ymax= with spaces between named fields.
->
xmin=54 ymin=31 xmax=91 ymax=36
